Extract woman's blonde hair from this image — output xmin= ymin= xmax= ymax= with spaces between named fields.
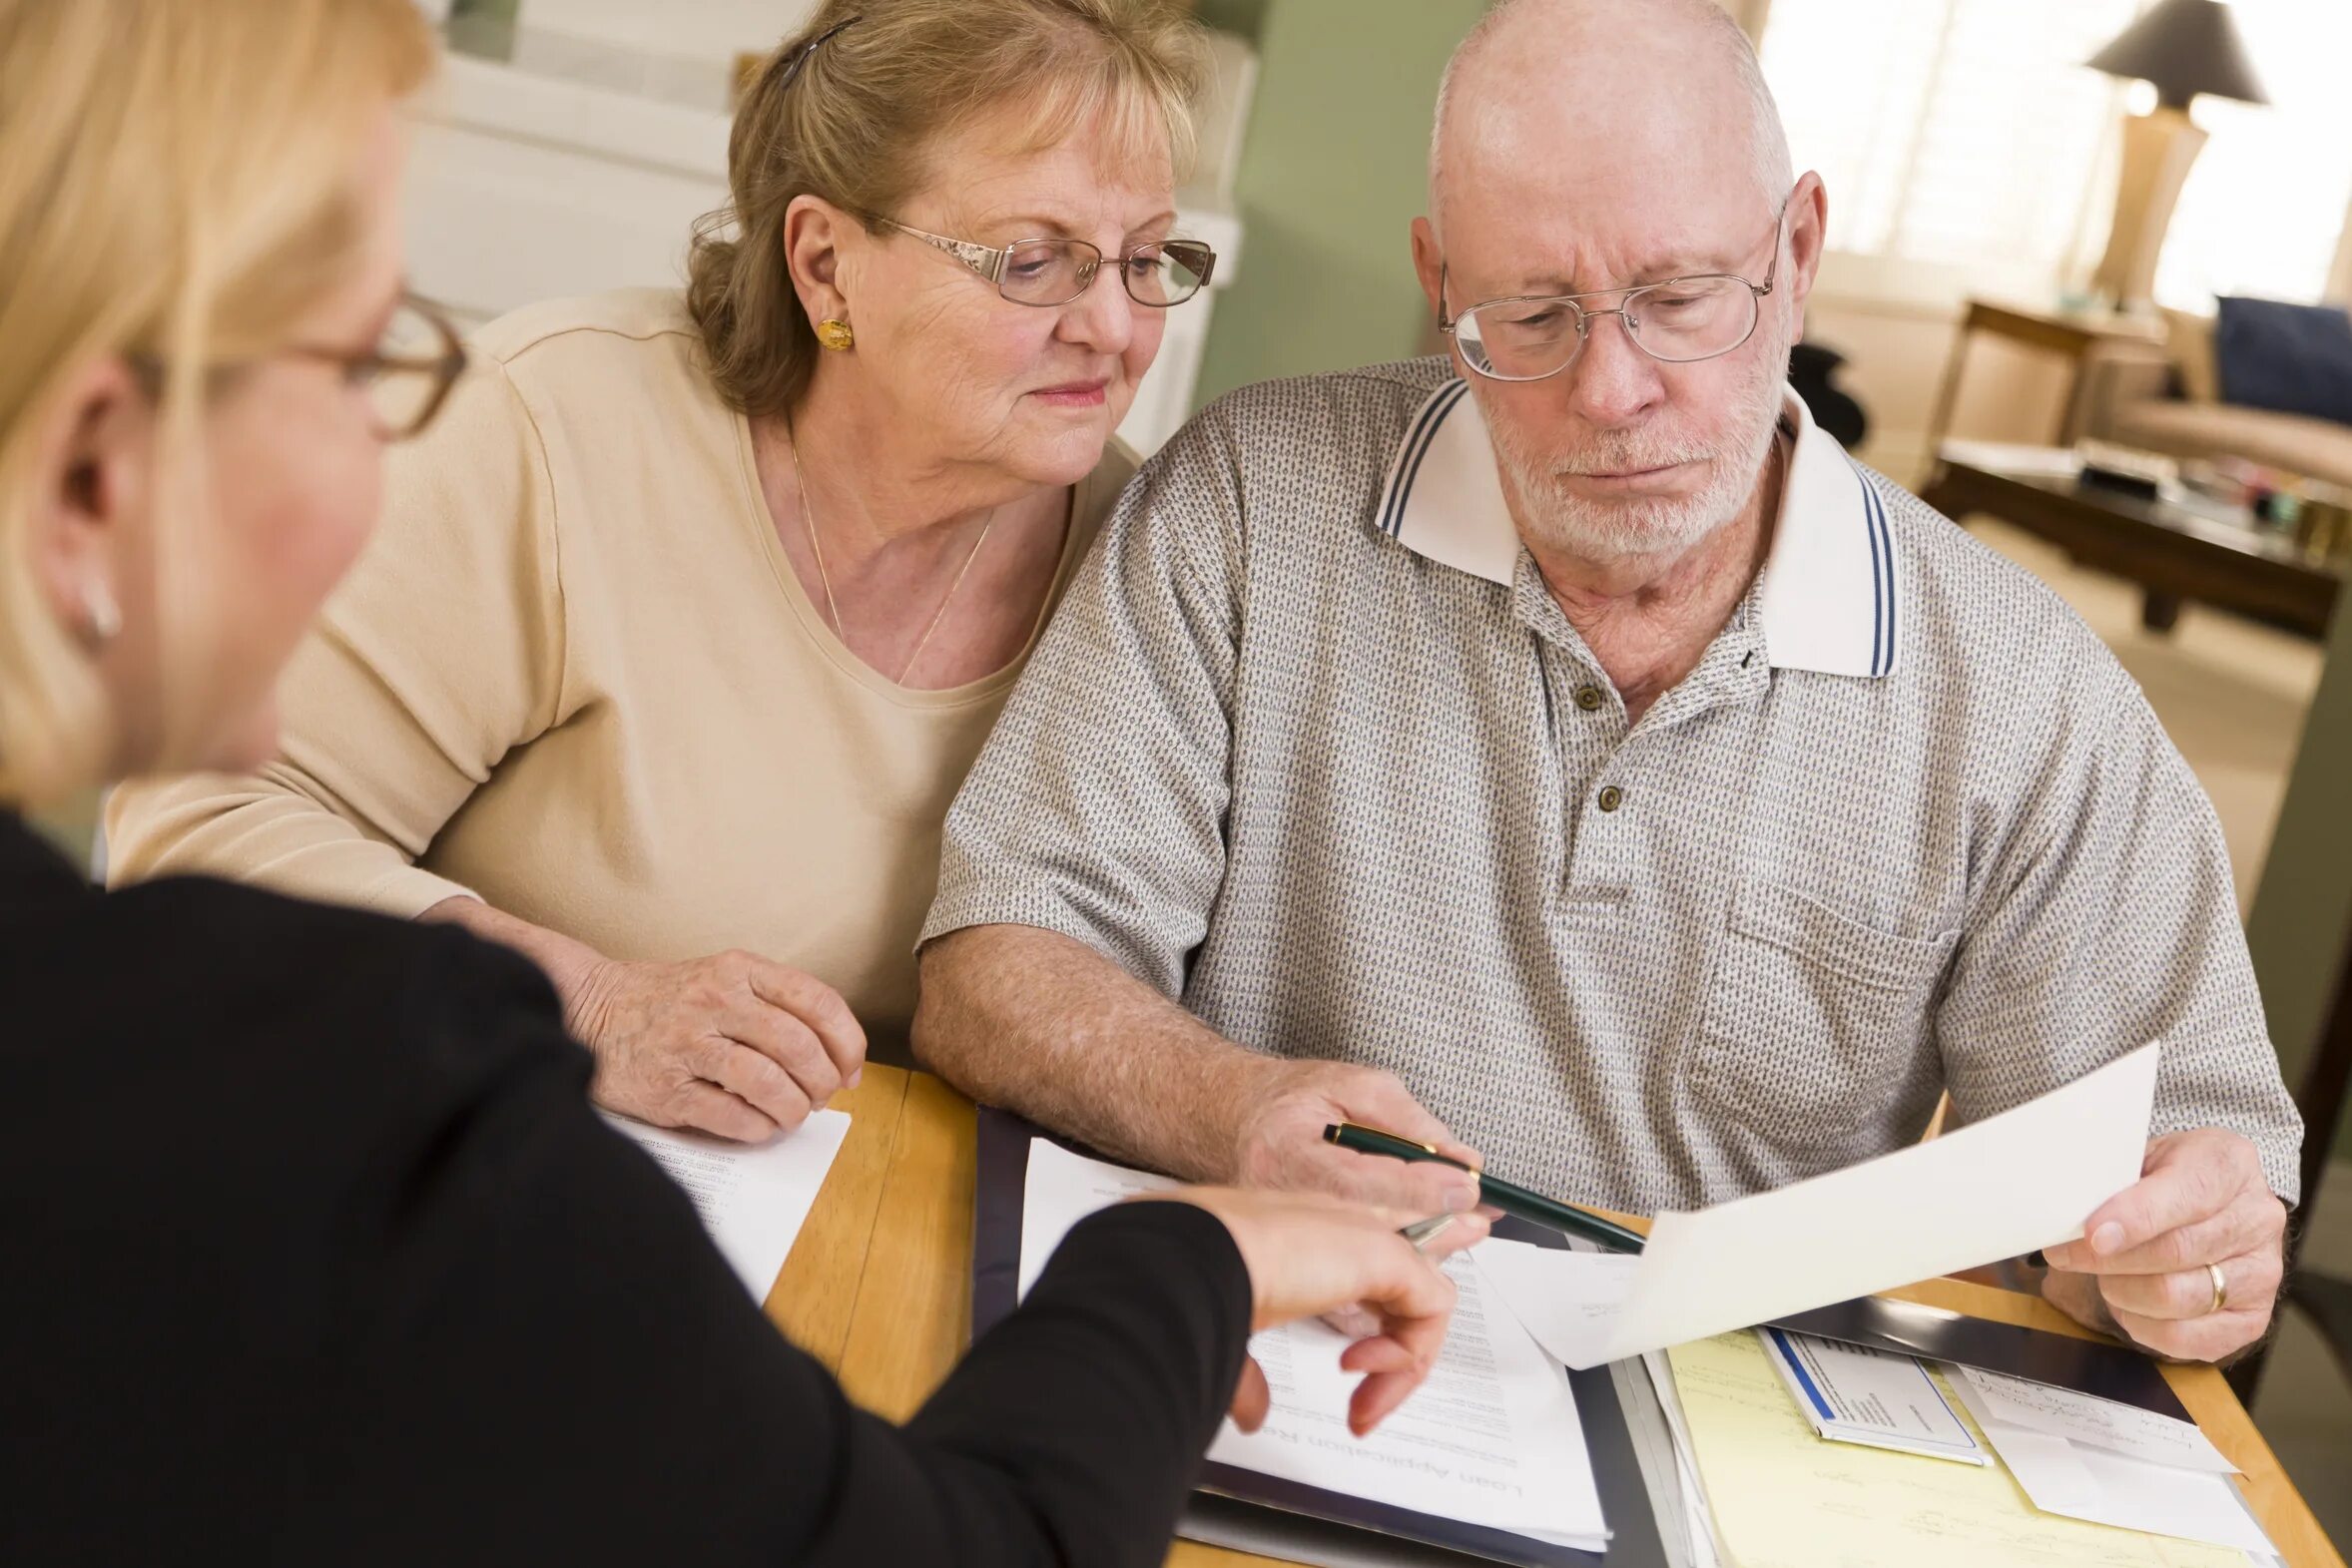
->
xmin=0 ymin=0 xmax=433 ymax=809
xmin=687 ymin=0 xmax=1206 ymax=420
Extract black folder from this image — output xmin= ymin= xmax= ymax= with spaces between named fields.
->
xmin=972 ymin=1108 xmax=1671 ymax=1568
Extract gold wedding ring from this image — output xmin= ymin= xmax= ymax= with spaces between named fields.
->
xmin=2206 ymin=1261 xmax=2229 ymax=1315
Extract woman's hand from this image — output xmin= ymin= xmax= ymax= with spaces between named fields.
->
xmin=1138 ymin=1188 xmax=1484 ymax=1437
xmin=419 ymin=897 xmax=867 ymax=1141
xmin=565 ymin=950 xmax=868 ymax=1141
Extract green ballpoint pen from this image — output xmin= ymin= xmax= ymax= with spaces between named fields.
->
xmin=1325 ymin=1121 xmax=1648 ymax=1256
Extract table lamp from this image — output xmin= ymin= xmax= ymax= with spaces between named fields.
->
xmin=2083 ymin=0 xmax=2268 ymax=310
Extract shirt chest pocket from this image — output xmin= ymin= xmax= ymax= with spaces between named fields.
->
xmin=1691 ymin=879 xmax=1958 ymax=1144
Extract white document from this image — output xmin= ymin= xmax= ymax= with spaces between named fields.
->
xmin=1016 ymin=1134 xmax=1181 ymax=1294
xmin=1946 ymin=1368 xmax=2276 ymax=1555
xmin=1758 ymin=1327 xmax=1986 ymax=1463
xmin=1019 ymin=1139 xmax=1609 ymax=1550
xmin=1643 ymin=1350 xmax=1724 ymax=1568
xmin=1477 ymin=1043 xmax=2160 ymax=1368
xmin=601 ymin=1108 xmax=850 ymax=1300
xmin=1470 ymin=1237 xmax=1639 ymax=1363
xmin=1953 ymin=1365 xmax=2236 ymax=1473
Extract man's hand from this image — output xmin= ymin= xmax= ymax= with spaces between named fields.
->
xmin=1231 ymin=1059 xmax=1485 ymax=1254
xmin=2040 ymin=1128 xmax=2288 ymax=1362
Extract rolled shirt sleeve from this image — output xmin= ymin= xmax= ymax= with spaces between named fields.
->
xmin=1936 ymin=663 xmax=2304 ymax=1205
xmin=920 ymin=408 xmax=1244 ymax=997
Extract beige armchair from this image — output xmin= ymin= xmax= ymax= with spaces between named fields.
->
xmin=2081 ymin=308 xmax=2352 ymax=488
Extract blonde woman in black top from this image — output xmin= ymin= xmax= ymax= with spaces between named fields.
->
xmin=0 ymin=4 xmax=1478 ymax=1562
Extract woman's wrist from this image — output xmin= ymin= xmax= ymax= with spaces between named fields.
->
xmin=420 ymin=894 xmax=610 ymax=1035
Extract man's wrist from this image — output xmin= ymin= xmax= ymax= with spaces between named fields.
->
xmin=1168 ymin=1041 xmax=1278 ymax=1185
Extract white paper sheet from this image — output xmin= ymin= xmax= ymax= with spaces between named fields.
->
xmin=1018 ymin=1139 xmax=1609 ymax=1549
xmin=1016 ymin=1135 xmax=1182 ymax=1293
xmin=1472 ymin=1238 xmax=1639 ymax=1366
xmin=1477 ymin=1043 xmax=2161 ymax=1368
xmin=1643 ymin=1349 xmax=1724 ymax=1568
xmin=601 ymin=1108 xmax=850 ymax=1300
xmin=1953 ymin=1365 xmax=2236 ymax=1472
xmin=1946 ymin=1371 xmax=2276 ymax=1555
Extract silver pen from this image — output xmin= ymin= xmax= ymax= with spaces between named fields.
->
xmin=1397 ymin=1213 xmax=1457 ymax=1254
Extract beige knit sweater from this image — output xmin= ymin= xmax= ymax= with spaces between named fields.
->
xmin=109 ymin=289 xmax=1129 ymax=1057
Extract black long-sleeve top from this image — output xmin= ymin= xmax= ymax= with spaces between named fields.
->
xmin=0 ymin=813 xmax=1251 ymax=1564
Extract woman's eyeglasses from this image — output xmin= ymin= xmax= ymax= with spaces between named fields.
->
xmin=300 ymin=294 xmax=469 ymax=441
xmin=130 ymin=292 xmax=469 ymax=442
xmin=873 ymin=218 xmax=1217 ymax=309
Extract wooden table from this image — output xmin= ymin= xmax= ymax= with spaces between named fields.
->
xmin=1922 ymin=447 xmax=2343 ymax=640
xmin=1923 ymin=298 xmax=2168 ymax=456
xmin=773 ymin=1066 xmax=2344 ymax=1568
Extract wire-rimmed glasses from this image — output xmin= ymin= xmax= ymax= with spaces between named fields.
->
xmin=873 ymin=218 xmax=1217 ymax=308
xmin=1439 ymin=193 xmax=1793 ymax=382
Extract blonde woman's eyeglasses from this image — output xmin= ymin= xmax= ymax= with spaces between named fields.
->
xmin=308 ymin=294 xmax=469 ymax=441
xmin=132 ymin=292 xmax=469 ymax=443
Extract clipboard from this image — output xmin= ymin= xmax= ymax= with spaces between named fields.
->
xmin=973 ymin=1108 xmax=1671 ymax=1568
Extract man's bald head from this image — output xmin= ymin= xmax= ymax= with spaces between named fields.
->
xmin=1408 ymin=0 xmax=1824 ymax=566
xmin=1429 ymin=0 xmax=1791 ymax=236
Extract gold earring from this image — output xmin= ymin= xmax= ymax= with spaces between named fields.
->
xmin=816 ymin=318 xmax=856 ymax=352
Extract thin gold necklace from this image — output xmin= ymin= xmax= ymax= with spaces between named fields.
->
xmin=785 ymin=412 xmax=996 ymax=687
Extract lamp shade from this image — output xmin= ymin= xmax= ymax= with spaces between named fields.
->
xmin=2086 ymin=0 xmax=2269 ymax=110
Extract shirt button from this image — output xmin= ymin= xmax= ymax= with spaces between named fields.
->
xmin=1597 ymin=784 xmax=1624 ymax=812
xmin=1573 ymin=685 xmax=1605 ymax=712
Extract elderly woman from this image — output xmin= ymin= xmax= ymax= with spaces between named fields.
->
xmin=105 ymin=0 xmax=1216 ymax=1140
xmin=2 ymin=1 xmax=1470 ymax=1559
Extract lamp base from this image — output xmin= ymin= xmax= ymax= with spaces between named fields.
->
xmin=2089 ymin=106 xmax=2206 ymax=312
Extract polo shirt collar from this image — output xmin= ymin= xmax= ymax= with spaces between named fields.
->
xmin=1373 ymin=378 xmax=1902 ymax=678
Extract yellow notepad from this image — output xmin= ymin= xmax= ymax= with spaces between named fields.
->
xmin=1667 ymin=1330 xmax=2248 ymax=1568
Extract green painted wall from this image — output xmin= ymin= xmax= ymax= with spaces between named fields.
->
xmin=1192 ymin=0 xmax=1271 ymax=44
xmin=2247 ymin=602 xmax=2352 ymax=1162
xmin=1194 ymin=0 xmax=1487 ymax=405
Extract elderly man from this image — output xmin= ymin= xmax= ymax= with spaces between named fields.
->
xmin=915 ymin=0 xmax=2301 ymax=1362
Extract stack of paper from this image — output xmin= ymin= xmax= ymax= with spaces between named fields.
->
xmin=1640 ymin=1347 xmax=1723 ymax=1568
xmin=1019 ymin=1138 xmax=1610 ymax=1554
xmin=1661 ymin=1329 xmax=2270 ymax=1568
xmin=1463 ymin=1042 xmax=2285 ymax=1567
xmin=601 ymin=1108 xmax=851 ymax=1300
xmin=1946 ymin=1366 xmax=2275 ymax=1556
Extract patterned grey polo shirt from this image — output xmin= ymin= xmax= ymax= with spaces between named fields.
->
xmin=922 ymin=357 xmax=2302 ymax=1213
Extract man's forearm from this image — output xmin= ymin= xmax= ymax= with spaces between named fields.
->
xmin=913 ymin=924 xmax=1271 ymax=1182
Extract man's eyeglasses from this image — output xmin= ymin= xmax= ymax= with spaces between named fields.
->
xmin=1439 ymin=192 xmax=1794 ymax=383
xmin=873 ymin=218 xmax=1218 ymax=309
xmin=131 ymin=292 xmax=469 ymax=442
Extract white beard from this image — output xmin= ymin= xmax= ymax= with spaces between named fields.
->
xmin=1480 ymin=340 xmax=1788 ymax=564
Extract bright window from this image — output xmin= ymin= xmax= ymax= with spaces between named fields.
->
xmin=2151 ymin=0 xmax=2352 ymax=309
xmin=1758 ymin=0 xmax=2352 ymax=309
